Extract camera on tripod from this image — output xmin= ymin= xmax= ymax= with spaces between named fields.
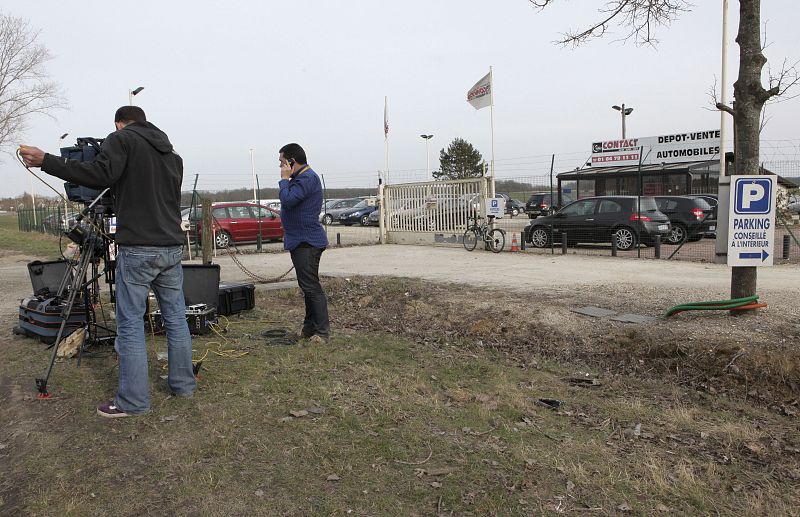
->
xmin=14 ymin=137 xmax=119 ymax=397
xmin=62 ymin=138 xmax=115 ymax=207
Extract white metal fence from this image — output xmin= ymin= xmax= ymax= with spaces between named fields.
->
xmin=382 ymin=177 xmax=491 ymax=244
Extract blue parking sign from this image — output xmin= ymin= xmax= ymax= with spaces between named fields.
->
xmin=734 ymin=178 xmax=771 ymax=214
xmin=491 ymin=199 xmax=498 ymax=208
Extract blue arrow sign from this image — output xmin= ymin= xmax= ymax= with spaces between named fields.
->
xmin=738 ymin=250 xmax=769 ymax=261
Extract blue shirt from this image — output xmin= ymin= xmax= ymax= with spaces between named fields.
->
xmin=279 ymin=165 xmax=328 ymax=251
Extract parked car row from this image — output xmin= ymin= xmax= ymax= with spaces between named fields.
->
xmin=522 ymin=195 xmax=717 ymax=251
xmin=320 ymin=197 xmax=378 ymax=226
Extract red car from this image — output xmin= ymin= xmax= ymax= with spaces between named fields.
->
xmin=196 ymin=202 xmax=283 ymax=248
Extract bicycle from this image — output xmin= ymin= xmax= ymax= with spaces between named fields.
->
xmin=463 ymin=215 xmax=506 ymax=253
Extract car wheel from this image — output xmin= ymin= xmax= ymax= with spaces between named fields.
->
xmin=360 ymin=215 xmax=370 ymax=226
xmin=511 ymin=208 xmax=519 ymax=217
xmin=530 ymin=227 xmax=550 ymax=248
xmin=322 ymin=214 xmax=333 ymax=225
xmin=215 ymin=230 xmax=232 ymax=248
xmin=666 ymin=223 xmax=687 ymax=245
xmin=614 ymin=227 xmax=636 ymax=251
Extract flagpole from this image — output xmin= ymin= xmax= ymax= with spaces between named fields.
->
xmin=384 ymin=96 xmax=390 ymax=185
xmin=489 ymin=66 xmax=496 ymax=198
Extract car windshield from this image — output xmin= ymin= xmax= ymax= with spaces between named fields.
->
xmin=323 ymin=199 xmax=340 ymax=209
xmin=352 ymin=200 xmax=369 ymax=209
xmin=693 ymin=198 xmax=712 ymax=209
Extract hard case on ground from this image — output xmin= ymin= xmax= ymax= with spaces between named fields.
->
xmin=217 ymin=282 xmax=255 ymax=316
xmin=27 ymin=260 xmax=72 ymax=297
xmin=182 ymin=264 xmax=220 ymax=308
xmin=17 ymin=296 xmax=87 ymax=344
xmin=148 ymin=304 xmax=217 ymax=335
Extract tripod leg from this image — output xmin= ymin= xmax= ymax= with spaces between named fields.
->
xmin=35 ymin=242 xmax=94 ymax=397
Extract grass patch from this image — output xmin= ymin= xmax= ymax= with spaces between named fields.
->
xmin=0 ymin=214 xmax=64 ymax=258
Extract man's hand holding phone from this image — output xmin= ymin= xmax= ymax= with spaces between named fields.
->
xmin=280 ymin=157 xmax=294 ymax=180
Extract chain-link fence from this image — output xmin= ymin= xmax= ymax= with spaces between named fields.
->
xmin=17 ymin=203 xmax=80 ymax=236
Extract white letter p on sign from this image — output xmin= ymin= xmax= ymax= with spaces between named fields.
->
xmin=742 ymin=184 xmax=765 ymax=209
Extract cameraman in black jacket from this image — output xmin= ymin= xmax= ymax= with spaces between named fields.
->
xmin=20 ymin=106 xmax=195 ymax=417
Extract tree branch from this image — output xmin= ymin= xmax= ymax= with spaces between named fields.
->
xmin=716 ymin=103 xmax=736 ymax=117
xmin=529 ymin=0 xmax=692 ymax=47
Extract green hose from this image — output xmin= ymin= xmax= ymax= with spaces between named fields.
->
xmin=665 ymin=295 xmax=759 ymax=317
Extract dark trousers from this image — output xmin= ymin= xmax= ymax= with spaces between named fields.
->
xmin=290 ymin=244 xmax=330 ymax=338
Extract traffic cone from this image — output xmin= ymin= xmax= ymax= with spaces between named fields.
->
xmin=510 ymin=233 xmax=520 ymax=252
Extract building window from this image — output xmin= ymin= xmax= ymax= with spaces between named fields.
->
xmin=577 ymin=179 xmax=595 ymax=199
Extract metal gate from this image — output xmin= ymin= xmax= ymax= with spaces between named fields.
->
xmin=382 ymin=177 xmax=491 ymax=245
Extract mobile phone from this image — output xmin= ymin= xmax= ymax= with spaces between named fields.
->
xmin=287 ymin=158 xmax=295 ymax=166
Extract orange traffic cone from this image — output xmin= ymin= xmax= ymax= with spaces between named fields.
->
xmin=510 ymin=233 xmax=520 ymax=252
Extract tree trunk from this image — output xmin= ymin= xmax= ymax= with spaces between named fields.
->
xmin=730 ymin=0 xmax=769 ymax=305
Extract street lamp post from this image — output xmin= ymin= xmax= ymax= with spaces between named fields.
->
xmin=612 ymin=104 xmax=634 ymax=139
xmin=128 ymin=86 xmax=144 ymax=105
xmin=249 ymin=149 xmax=257 ymax=201
xmin=420 ymin=134 xmax=433 ymax=179
xmin=58 ymin=133 xmax=69 ymax=227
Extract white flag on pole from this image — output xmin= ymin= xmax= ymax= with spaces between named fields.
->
xmin=467 ymin=72 xmax=492 ymax=110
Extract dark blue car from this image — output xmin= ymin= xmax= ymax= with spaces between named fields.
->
xmin=338 ymin=200 xmax=379 ymax=226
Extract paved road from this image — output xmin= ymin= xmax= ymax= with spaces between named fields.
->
xmin=210 ymin=244 xmax=799 ymax=295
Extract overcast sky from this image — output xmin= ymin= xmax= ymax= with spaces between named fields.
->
xmin=2 ymin=0 xmax=799 ymax=198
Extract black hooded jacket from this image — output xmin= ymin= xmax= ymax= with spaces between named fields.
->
xmin=42 ymin=121 xmax=184 ymax=246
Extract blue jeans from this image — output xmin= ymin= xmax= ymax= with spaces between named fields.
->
xmin=114 ymin=246 xmax=195 ymax=414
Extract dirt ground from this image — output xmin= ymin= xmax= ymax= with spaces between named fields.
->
xmin=1 ymin=249 xmax=798 ymax=515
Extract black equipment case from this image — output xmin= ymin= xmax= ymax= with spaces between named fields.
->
xmin=149 ymin=304 xmax=217 ymax=335
xmin=18 ymin=296 xmax=87 ymax=344
xmin=182 ymin=264 xmax=220 ymax=307
xmin=27 ymin=259 xmax=72 ymax=297
xmin=217 ymin=283 xmax=255 ymax=316
xmin=147 ymin=264 xmax=220 ymax=335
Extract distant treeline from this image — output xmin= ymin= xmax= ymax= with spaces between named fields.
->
xmin=181 ymin=187 xmax=378 ymax=206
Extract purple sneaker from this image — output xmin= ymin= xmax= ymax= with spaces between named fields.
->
xmin=96 ymin=401 xmax=131 ymax=418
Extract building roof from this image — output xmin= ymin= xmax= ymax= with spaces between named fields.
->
xmin=556 ymin=159 xmax=798 ymax=188
xmin=556 ymin=160 xmax=718 ymax=180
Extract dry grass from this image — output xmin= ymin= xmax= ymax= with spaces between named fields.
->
xmin=0 ymin=276 xmax=798 ymax=516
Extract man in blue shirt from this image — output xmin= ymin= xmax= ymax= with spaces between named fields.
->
xmin=278 ymin=143 xmax=330 ymax=342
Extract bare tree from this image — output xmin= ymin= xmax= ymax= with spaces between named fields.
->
xmin=0 ymin=12 xmax=64 ymax=153
xmin=528 ymin=0 xmax=795 ymax=299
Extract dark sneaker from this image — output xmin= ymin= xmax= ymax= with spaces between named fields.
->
xmin=96 ymin=401 xmax=131 ymax=418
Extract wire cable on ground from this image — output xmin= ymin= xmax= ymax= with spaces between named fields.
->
xmin=665 ymin=295 xmax=767 ymax=317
